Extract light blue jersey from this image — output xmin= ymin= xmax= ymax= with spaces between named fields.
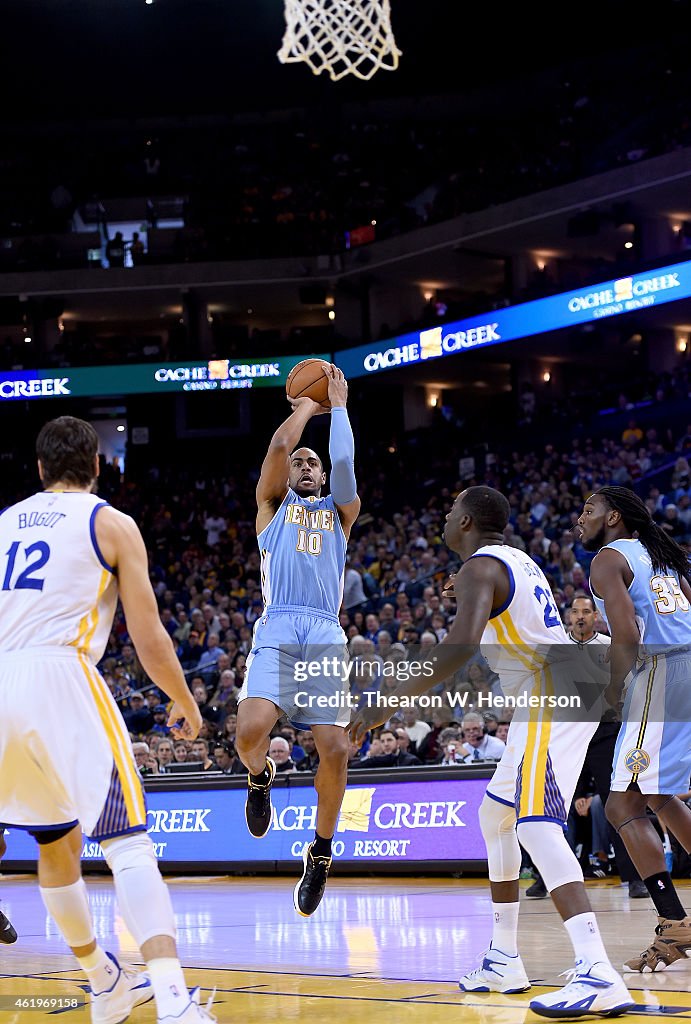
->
xmin=257 ymin=488 xmax=346 ymax=621
xmin=595 ymin=539 xmax=691 ymax=794
xmin=592 ymin=538 xmax=691 ymax=647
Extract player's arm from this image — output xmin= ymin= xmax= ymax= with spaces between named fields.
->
xmin=255 ymin=398 xmax=325 ymax=531
xmin=348 ymin=556 xmax=503 ymax=744
xmin=326 ymin=364 xmax=361 ymax=537
xmin=95 ymin=506 xmax=202 ymax=740
xmin=589 ymin=548 xmax=640 ymax=707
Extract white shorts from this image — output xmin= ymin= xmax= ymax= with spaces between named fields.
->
xmin=611 ymin=653 xmax=691 ymax=795
xmin=0 ymin=647 xmax=147 ymax=840
xmin=483 ymin=655 xmax=601 ymax=823
xmin=487 ymin=715 xmax=599 ymax=825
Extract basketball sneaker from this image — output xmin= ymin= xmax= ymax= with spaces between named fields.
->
xmin=91 ymin=952 xmax=154 ymax=1024
xmin=459 ymin=944 xmax=530 ymax=994
xmin=245 ymin=756 xmax=276 ymax=838
xmin=293 ymin=841 xmax=331 ymax=917
xmin=529 ymin=959 xmax=633 ymax=1018
xmin=157 ymin=987 xmax=216 ymax=1023
xmin=526 ymin=874 xmax=548 ymax=899
xmin=623 ymin=915 xmax=691 ymax=972
xmin=0 ymin=909 xmax=17 ymax=944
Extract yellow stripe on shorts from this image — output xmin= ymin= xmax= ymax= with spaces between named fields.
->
xmin=79 ymin=655 xmax=146 ymax=828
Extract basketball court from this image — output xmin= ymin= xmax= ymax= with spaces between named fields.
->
xmin=1 ymin=874 xmax=690 ymax=1022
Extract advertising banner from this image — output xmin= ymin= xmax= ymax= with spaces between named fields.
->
xmin=0 ymin=354 xmax=331 ymax=402
xmin=335 ymin=260 xmax=691 ymax=378
xmin=2 ymin=775 xmax=490 ymax=868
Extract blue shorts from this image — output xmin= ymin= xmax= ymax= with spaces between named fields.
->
xmin=611 ymin=653 xmax=691 ymax=795
xmin=237 ymin=606 xmax=351 ymax=728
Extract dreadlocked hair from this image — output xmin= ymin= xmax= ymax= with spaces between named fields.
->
xmin=595 ymin=485 xmax=691 ymax=583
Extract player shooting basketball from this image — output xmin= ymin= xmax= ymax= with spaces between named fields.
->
xmin=235 ymin=362 xmax=360 ymax=917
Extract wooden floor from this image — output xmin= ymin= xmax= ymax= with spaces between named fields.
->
xmin=0 ymin=874 xmax=690 ymax=1022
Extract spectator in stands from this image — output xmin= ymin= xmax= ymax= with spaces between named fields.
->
xmin=213 ymin=742 xmax=244 ymax=775
xmin=343 ymin=560 xmax=367 ymax=611
xmin=458 ymin=711 xmax=506 ymax=763
xmin=400 ymin=706 xmax=431 ymax=750
xmin=295 ymin=729 xmax=319 ymax=772
xmin=191 ymin=738 xmax=215 ymax=771
xmin=129 ymin=232 xmax=145 ymax=266
xmin=268 ymin=736 xmax=297 ymax=773
xmin=437 ymin=726 xmax=466 ymax=765
xmin=179 ymin=629 xmax=204 ymax=671
xmin=122 ymin=691 xmax=154 ymax=735
xmin=105 ymin=231 xmax=126 ymax=268
xmin=151 ymin=704 xmax=171 ymax=735
xmin=350 ymin=727 xmax=421 ymax=768
xmin=156 ymin=739 xmax=174 ymax=772
xmin=132 ymin=741 xmax=156 ymax=776
xmin=416 ymin=708 xmax=454 ymax=763
xmin=173 ymin=741 xmax=191 ymax=764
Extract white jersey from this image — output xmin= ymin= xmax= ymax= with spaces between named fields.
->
xmin=470 ymin=544 xmax=568 ymax=696
xmin=0 ymin=491 xmax=117 ymax=662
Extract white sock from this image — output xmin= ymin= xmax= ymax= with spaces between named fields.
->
xmin=564 ymin=913 xmax=610 ymax=967
xmin=78 ymin=946 xmax=118 ymax=995
xmin=491 ymin=901 xmax=520 ymax=956
xmin=148 ymin=957 xmax=189 ymax=1017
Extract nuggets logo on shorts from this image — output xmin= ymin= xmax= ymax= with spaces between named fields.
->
xmin=624 ymin=748 xmax=651 ymax=774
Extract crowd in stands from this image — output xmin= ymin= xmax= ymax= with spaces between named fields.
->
xmin=2 ymin=40 xmax=691 ymax=274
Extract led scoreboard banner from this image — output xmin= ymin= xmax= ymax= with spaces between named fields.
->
xmin=1 ymin=768 xmax=493 ymax=874
xmin=0 ymin=354 xmax=331 ymax=401
xmin=6 ymin=257 xmax=691 ymax=400
xmin=335 ymin=259 xmax=691 ymax=378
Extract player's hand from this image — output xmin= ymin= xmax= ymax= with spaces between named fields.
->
xmin=603 ymin=680 xmax=624 ymax=717
xmin=287 ymin=394 xmax=329 ymax=417
xmin=324 ymin=363 xmax=348 ymax=409
xmin=348 ymin=701 xmax=388 ymax=747
xmin=167 ymin=700 xmax=203 ymax=740
xmin=442 ymin=573 xmax=457 ymax=599
xmin=574 ymin=796 xmax=592 ymax=817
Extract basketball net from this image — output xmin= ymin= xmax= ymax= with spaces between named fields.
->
xmin=278 ymin=0 xmax=401 ymax=82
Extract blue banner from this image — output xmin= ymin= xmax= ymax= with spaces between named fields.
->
xmin=2 ymin=776 xmax=489 ymax=866
xmin=335 ymin=261 xmax=689 ymax=378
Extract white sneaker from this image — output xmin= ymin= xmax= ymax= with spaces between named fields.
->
xmin=459 ymin=944 xmax=530 ymax=994
xmin=529 ymin=959 xmax=634 ymax=1019
xmin=91 ymin=952 xmax=154 ymax=1024
xmin=157 ymin=987 xmax=217 ymax=1023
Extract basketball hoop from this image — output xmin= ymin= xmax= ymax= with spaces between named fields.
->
xmin=278 ymin=0 xmax=401 ymax=82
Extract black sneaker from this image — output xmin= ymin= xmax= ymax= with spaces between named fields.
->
xmin=293 ymin=841 xmax=332 ymax=917
xmin=628 ymin=879 xmax=649 ymax=899
xmin=583 ymin=860 xmax=609 ymax=879
xmin=0 ymin=909 xmax=17 ymax=944
xmin=526 ymin=875 xmax=548 ymax=899
xmin=245 ymin=756 xmax=276 ymax=838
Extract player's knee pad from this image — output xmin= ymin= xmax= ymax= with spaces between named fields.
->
xmin=101 ymin=831 xmax=176 ymax=946
xmin=516 ymin=819 xmax=582 ymax=892
xmin=478 ymin=795 xmax=521 ymax=883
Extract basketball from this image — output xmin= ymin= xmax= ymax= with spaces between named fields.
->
xmin=286 ymin=358 xmax=332 ymax=409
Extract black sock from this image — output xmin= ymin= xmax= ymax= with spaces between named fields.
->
xmin=250 ymin=763 xmax=271 ymax=786
xmin=312 ymin=832 xmax=332 ymax=857
xmin=643 ymin=871 xmax=686 ymax=920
